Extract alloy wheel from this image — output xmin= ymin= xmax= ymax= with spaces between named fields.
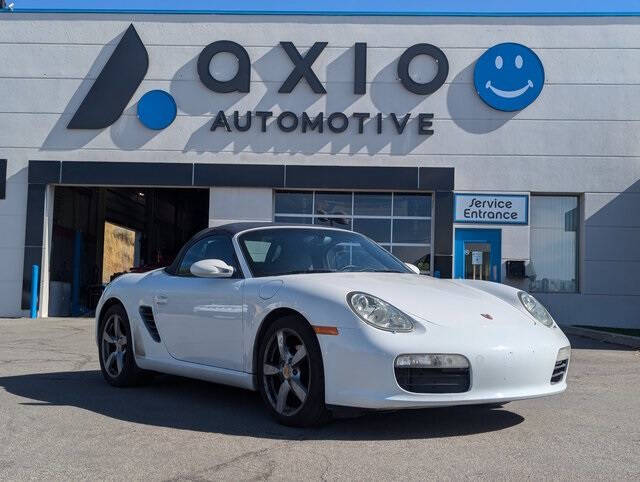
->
xmin=101 ymin=314 xmax=128 ymax=378
xmin=262 ymin=328 xmax=310 ymax=416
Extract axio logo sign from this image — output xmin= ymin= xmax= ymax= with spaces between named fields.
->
xmin=68 ymin=25 xmax=177 ymax=130
xmin=474 ymin=43 xmax=544 ymax=112
xmin=67 ymin=24 xmax=447 ymax=134
xmin=67 ymin=24 xmax=446 ymax=135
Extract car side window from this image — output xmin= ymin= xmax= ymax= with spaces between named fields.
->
xmin=177 ymin=235 xmax=238 ymax=277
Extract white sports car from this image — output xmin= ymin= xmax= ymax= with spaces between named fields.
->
xmin=95 ymin=223 xmax=570 ymax=426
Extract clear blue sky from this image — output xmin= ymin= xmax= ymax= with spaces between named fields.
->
xmin=2 ymin=1 xmax=640 ymax=15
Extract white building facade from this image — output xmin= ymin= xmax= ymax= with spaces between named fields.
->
xmin=0 ymin=11 xmax=639 ymax=327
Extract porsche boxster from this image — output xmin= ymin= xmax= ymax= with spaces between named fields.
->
xmin=95 ymin=223 xmax=570 ymax=426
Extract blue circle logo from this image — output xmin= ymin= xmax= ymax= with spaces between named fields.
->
xmin=474 ymin=43 xmax=544 ymax=112
xmin=137 ymin=90 xmax=177 ymax=130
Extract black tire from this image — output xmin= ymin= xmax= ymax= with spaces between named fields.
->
xmin=98 ymin=303 xmax=149 ymax=387
xmin=257 ymin=315 xmax=330 ymax=427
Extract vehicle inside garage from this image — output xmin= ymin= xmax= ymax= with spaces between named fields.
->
xmin=48 ymin=186 xmax=209 ymax=316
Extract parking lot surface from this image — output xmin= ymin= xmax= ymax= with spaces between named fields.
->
xmin=0 ymin=317 xmax=638 ymax=481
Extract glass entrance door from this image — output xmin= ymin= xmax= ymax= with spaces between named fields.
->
xmin=454 ymin=229 xmax=502 ymax=282
xmin=464 ymin=242 xmax=492 ymax=280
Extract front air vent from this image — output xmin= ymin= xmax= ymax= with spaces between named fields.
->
xmin=550 ymin=359 xmax=568 ymax=384
xmin=139 ymin=306 xmax=161 ymax=342
xmin=395 ymin=367 xmax=471 ymax=393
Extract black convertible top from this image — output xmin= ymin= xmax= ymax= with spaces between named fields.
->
xmin=165 ymin=222 xmax=349 ymax=275
xmin=208 ymin=221 xmax=278 ymax=235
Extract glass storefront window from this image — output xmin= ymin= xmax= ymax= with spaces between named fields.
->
xmin=353 ymin=218 xmax=391 ymax=243
xmin=393 ymin=219 xmax=431 ymax=244
xmin=274 ymin=191 xmax=312 ymax=215
xmin=315 ymin=192 xmax=352 ymax=216
xmin=529 ymin=196 xmax=579 ymax=293
xmin=393 ymin=193 xmax=431 ymax=217
xmin=274 ymin=191 xmax=432 ymax=272
xmin=314 ymin=217 xmax=352 ymax=230
xmin=354 ymin=193 xmax=392 ymax=216
xmin=272 ymin=216 xmax=312 ymax=225
xmin=391 ymin=246 xmax=431 ymax=273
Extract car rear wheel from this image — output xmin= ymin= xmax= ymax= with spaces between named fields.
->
xmin=257 ymin=315 xmax=329 ymax=427
xmin=98 ymin=304 xmax=148 ymax=387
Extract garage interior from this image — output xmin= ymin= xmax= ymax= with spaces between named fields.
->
xmin=48 ymin=186 xmax=209 ymax=316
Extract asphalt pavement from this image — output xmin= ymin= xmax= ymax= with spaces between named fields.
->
xmin=0 ymin=317 xmax=638 ymax=480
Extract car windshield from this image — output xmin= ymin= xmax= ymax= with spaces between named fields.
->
xmin=238 ymin=228 xmax=411 ymax=277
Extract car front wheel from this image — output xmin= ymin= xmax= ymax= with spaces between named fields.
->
xmin=98 ymin=304 xmax=148 ymax=387
xmin=257 ymin=315 xmax=329 ymax=427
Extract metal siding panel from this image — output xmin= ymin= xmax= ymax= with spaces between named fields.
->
xmin=60 ymin=161 xmax=193 ymax=186
xmin=419 ymin=167 xmax=454 ymax=191
xmin=28 ymin=161 xmax=60 ymax=184
xmin=194 ymin=164 xmax=284 ymax=187
xmin=3 ymin=17 xmax=640 ymax=47
xmin=0 ymin=159 xmax=5 ymax=199
xmin=434 ymin=191 xmax=454 ymax=255
xmin=24 ymin=184 xmax=45 ymax=247
xmin=434 ymin=254 xmax=453 ymax=278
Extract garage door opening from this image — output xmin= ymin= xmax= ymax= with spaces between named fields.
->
xmin=48 ymin=186 xmax=209 ymax=317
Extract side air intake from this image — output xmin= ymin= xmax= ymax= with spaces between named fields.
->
xmin=139 ymin=306 xmax=161 ymax=342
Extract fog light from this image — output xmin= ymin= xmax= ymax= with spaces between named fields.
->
xmin=557 ymin=346 xmax=571 ymax=361
xmin=395 ymin=354 xmax=470 ymax=369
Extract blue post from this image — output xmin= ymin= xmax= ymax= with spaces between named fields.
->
xmin=71 ymin=230 xmax=83 ymax=316
xmin=30 ymin=264 xmax=39 ymax=318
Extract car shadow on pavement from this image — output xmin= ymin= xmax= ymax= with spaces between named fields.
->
xmin=0 ymin=370 xmax=524 ymax=440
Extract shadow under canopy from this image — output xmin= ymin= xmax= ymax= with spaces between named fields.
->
xmin=0 ymin=370 xmax=523 ymax=440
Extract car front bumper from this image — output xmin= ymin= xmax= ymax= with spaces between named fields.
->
xmin=319 ymin=322 xmax=570 ymax=409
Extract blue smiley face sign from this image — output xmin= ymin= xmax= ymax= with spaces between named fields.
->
xmin=474 ymin=43 xmax=544 ymax=112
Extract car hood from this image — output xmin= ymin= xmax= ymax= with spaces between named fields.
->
xmin=281 ymin=272 xmax=534 ymax=329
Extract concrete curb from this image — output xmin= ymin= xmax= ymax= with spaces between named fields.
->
xmin=562 ymin=325 xmax=640 ymax=349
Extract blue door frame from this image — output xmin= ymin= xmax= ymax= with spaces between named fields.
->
xmin=454 ymin=228 xmax=502 ymax=282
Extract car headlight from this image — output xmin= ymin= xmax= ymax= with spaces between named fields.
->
xmin=518 ymin=291 xmax=555 ymax=328
xmin=347 ymin=292 xmax=415 ymax=332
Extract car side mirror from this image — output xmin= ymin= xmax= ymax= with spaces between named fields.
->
xmin=405 ymin=262 xmax=421 ymax=274
xmin=190 ymin=259 xmax=235 ymax=278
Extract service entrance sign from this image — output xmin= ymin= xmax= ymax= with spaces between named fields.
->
xmin=454 ymin=193 xmax=529 ymax=225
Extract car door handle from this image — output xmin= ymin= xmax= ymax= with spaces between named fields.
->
xmin=154 ymin=295 xmax=168 ymax=305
